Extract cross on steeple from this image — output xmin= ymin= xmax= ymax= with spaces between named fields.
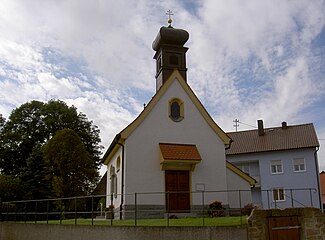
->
xmin=166 ymin=10 xmax=173 ymax=26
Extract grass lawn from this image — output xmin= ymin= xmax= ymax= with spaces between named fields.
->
xmin=35 ymin=216 xmax=248 ymax=227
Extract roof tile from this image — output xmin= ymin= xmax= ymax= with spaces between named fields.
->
xmin=226 ymin=123 xmax=319 ymax=155
xmin=159 ymin=143 xmax=201 ymax=161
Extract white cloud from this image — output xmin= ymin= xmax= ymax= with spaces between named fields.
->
xmin=0 ymin=0 xmax=325 ymax=170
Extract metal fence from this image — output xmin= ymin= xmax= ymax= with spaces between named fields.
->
xmin=0 ymin=188 xmax=318 ymax=226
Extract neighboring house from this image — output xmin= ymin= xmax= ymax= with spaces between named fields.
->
xmin=320 ymin=171 xmax=325 ymax=209
xmin=102 ymin=24 xmax=255 ymax=219
xmin=226 ymin=120 xmax=321 ymax=209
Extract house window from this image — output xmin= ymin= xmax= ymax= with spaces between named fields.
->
xmin=293 ymin=158 xmax=306 ymax=172
xmin=270 ymin=160 xmax=283 ymax=174
xmin=169 ymin=98 xmax=184 ymax=122
xmin=273 ymin=188 xmax=285 ymax=202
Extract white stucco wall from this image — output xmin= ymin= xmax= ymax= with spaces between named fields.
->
xmin=123 ymin=79 xmax=229 ymax=206
xmin=226 ymin=168 xmax=253 ymax=208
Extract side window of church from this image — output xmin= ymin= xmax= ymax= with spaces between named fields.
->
xmin=169 ymin=98 xmax=184 ymax=122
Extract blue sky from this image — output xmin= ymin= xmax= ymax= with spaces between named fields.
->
xmin=1 ymin=0 xmax=325 ymax=173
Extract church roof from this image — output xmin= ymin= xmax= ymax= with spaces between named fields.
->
xmin=226 ymin=123 xmax=319 ymax=155
xmin=152 ymin=26 xmax=189 ymax=51
xmin=159 ymin=143 xmax=201 ymax=161
xmin=103 ymin=70 xmax=232 ymax=164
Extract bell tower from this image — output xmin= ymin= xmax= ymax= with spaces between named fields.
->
xmin=152 ymin=11 xmax=189 ymax=91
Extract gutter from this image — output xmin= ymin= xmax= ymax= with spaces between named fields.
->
xmin=225 ymin=139 xmax=233 ymax=150
xmin=102 ymin=134 xmax=121 ymax=164
xmin=314 ymin=147 xmax=322 ymax=210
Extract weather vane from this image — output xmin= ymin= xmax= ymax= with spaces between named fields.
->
xmin=166 ymin=10 xmax=173 ymax=26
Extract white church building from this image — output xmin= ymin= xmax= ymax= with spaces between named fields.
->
xmin=102 ymin=21 xmax=256 ymax=219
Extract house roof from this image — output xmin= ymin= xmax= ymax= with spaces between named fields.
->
xmin=159 ymin=143 xmax=202 ymax=161
xmin=92 ymin=172 xmax=107 ymax=196
xmin=103 ymin=70 xmax=231 ymax=164
xmin=226 ymin=123 xmax=319 ymax=155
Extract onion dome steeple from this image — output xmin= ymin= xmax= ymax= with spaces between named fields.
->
xmin=152 ymin=11 xmax=189 ymax=91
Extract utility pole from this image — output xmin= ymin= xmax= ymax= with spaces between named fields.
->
xmin=233 ymin=119 xmax=239 ymax=132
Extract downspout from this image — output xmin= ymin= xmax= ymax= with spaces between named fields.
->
xmin=225 ymin=139 xmax=233 ymax=150
xmin=117 ymin=139 xmax=125 ymax=219
xmin=314 ymin=147 xmax=322 ymax=210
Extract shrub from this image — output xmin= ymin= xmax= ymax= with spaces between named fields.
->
xmin=207 ymin=200 xmax=225 ymax=217
xmin=241 ymin=203 xmax=256 ymax=216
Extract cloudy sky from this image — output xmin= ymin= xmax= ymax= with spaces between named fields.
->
xmin=1 ymin=0 xmax=325 ymax=173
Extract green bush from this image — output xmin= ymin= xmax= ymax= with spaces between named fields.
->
xmin=207 ymin=200 xmax=225 ymax=217
xmin=240 ymin=203 xmax=256 ymax=216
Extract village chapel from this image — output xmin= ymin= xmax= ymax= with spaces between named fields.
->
xmin=103 ymin=20 xmax=255 ymax=219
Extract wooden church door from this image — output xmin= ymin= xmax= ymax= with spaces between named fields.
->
xmin=165 ymin=170 xmax=190 ymax=212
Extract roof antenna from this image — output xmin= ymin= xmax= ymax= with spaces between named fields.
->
xmin=166 ymin=10 xmax=173 ymax=27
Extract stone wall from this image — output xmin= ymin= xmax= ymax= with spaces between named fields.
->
xmin=247 ymin=208 xmax=325 ymax=240
xmin=0 ymin=223 xmax=248 ymax=240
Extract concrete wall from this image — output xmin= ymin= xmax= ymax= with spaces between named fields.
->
xmin=0 ymin=223 xmax=247 ymax=240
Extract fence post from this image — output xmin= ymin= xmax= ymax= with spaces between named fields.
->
xmin=201 ymin=191 xmax=205 ymax=226
xmin=24 ymin=202 xmax=27 ymax=223
xmin=34 ymin=201 xmax=38 ymax=224
xmin=91 ymin=196 xmax=94 ymax=226
xmin=290 ymin=189 xmax=294 ymax=207
xmin=134 ymin=192 xmax=137 ymax=226
xmin=74 ymin=197 xmax=77 ymax=225
xmin=167 ymin=192 xmax=169 ymax=227
xmin=47 ymin=200 xmax=49 ymax=224
xmin=110 ymin=193 xmax=113 ymax=226
xmin=239 ymin=190 xmax=242 ymax=225
xmin=59 ymin=200 xmax=62 ymax=224
xmin=309 ymin=188 xmax=313 ymax=207
xmin=267 ymin=190 xmax=270 ymax=209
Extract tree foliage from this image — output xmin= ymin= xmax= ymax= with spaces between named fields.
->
xmin=0 ymin=175 xmax=24 ymax=202
xmin=0 ymin=114 xmax=5 ymax=133
xmin=43 ymin=129 xmax=99 ymax=197
xmin=0 ymin=100 xmax=102 ymax=176
xmin=0 ymin=100 xmax=102 ymax=200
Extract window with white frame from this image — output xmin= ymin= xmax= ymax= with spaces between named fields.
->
xmin=273 ymin=188 xmax=285 ymax=201
xmin=293 ymin=158 xmax=306 ymax=172
xmin=271 ymin=160 xmax=283 ymax=174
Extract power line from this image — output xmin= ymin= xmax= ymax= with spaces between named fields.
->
xmin=232 ymin=119 xmax=256 ymax=131
xmin=238 ymin=121 xmax=256 ymax=129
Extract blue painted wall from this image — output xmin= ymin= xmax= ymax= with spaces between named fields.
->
xmin=227 ymin=147 xmax=321 ymax=209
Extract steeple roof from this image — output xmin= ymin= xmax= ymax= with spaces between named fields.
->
xmin=152 ymin=26 xmax=189 ymax=51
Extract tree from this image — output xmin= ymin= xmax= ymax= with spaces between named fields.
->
xmin=0 ymin=114 xmax=6 ymax=174
xmin=0 ymin=100 xmax=102 ymax=176
xmin=0 ymin=101 xmax=46 ymax=175
xmin=0 ymin=175 xmax=24 ymax=202
xmin=0 ymin=100 xmax=102 ymax=200
xmin=0 ymin=114 xmax=5 ymax=133
xmin=43 ymin=129 xmax=99 ymax=198
xmin=20 ymin=144 xmax=51 ymax=200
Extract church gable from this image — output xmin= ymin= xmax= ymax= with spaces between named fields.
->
xmin=120 ymin=70 xmax=231 ymax=146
